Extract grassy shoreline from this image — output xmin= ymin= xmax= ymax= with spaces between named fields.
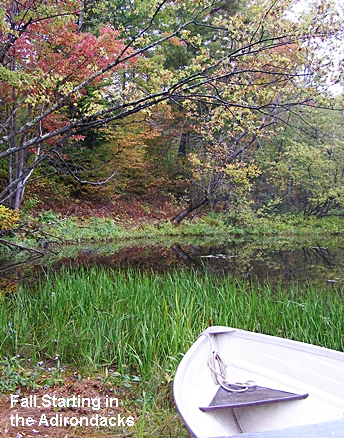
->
xmin=2 ymin=211 xmax=344 ymax=251
xmin=2 ymin=267 xmax=343 ymax=376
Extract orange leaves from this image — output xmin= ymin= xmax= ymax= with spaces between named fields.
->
xmin=0 ymin=0 xmax=138 ymax=154
xmin=1 ymin=0 xmax=135 ymax=101
xmin=167 ymin=36 xmax=185 ymax=47
xmin=24 ymin=22 xmax=132 ymax=97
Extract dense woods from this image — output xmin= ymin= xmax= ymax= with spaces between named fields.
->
xmin=1 ymin=0 xmax=344 ymax=225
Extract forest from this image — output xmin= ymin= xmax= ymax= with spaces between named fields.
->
xmin=1 ymin=0 xmax=344 ymax=232
xmin=1 ymin=3 xmax=344 ymax=436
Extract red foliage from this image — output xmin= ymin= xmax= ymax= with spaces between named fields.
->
xmin=0 ymin=0 xmax=137 ymax=143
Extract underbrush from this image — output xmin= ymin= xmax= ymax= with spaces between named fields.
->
xmin=2 ymin=208 xmax=344 ymax=249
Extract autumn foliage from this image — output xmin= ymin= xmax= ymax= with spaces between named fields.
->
xmin=1 ymin=0 xmax=135 ymax=138
xmin=0 ymin=0 xmax=343 ymax=220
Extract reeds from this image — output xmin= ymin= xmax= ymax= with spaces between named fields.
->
xmin=1 ymin=268 xmax=343 ymax=379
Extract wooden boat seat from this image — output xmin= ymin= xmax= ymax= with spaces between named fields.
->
xmin=216 ymin=418 xmax=344 ymax=438
xmin=199 ymin=386 xmax=308 ymax=412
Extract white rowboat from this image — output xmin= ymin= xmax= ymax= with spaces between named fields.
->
xmin=173 ymin=327 xmax=344 ymax=437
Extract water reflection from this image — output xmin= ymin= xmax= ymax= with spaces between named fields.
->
xmin=172 ymin=242 xmax=344 ymax=285
xmin=0 ymin=239 xmax=46 ymax=294
xmin=1 ymin=236 xmax=344 ymax=288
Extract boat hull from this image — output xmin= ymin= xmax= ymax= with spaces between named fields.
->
xmin=173 ymin=327 xmax=344 ymax=438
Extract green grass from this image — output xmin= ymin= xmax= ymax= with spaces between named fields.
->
xmin=4 ymin=211 xmax=344 ymax=251
xmin=39 ymin=212 xmax=344 ymax=240
xmin=0 ymin=268 xmax=343 ymax=436
xmin=1 ymin=268 xmax=343 ymax=378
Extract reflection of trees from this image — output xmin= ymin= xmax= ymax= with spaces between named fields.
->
xmin=303 ymin=246 xmax=337 ymax=268
xmin=173 ymin=242 xmax=255 ymax=278
xmin=276 ymin=251 xmax=293 ymax=283
xmin=0 ymin=238 xmax=45 ymax=275
xmin=2 ymin=239 xmax=344 ymax=285
xmin=172 ymin=245 xmax=218 ymax=274
xmin=172 ymin=241 xmax=344 ymax=284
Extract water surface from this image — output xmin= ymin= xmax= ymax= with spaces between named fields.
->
xmin=1 ymin=235 xmax=344 ymax=292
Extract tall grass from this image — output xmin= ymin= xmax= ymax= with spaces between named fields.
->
xmin=1 ymin=268 xmax=343 ymax=380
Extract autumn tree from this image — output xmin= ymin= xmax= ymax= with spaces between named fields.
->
xmin=0 ymin=0 xmax=138 ymax=208
xmin=171 ymin=1 xmax=344 ymax=222
xmin=0 ymin=0 xmax=343 ymax=214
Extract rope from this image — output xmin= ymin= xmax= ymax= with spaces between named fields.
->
xmin=203 ymin=332 xmax=256 ymax=393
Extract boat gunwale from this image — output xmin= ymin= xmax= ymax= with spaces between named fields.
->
xmin=173 ymin=327 xmax=344 ymax=438
xmin=200 ymin=327 xmax=344 ymax=361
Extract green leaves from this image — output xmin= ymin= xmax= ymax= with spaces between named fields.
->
xmin=254 ymin=99 xmax=344 ymax=216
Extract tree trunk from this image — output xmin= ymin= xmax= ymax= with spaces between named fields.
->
xmin=178 ymin=131 xmax=189 ymax=156
xmin=172 ymin=196 xmax=209 ymax=224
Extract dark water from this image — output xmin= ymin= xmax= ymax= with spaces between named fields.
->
xmin=1 ymin=235 xmax=344 ymax=293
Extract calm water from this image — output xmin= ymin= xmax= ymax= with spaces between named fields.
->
xmin=1 ymin=235 xmax=344 ymax=291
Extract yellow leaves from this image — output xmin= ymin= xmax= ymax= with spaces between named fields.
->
xmin=81 ymin=101 xmax=105 ymax=117
xmin=0 ymin=205 xmax=20 ymax=231
xmin=0 ymin=278 xmax=19 ymax=296
xmin=179 ymin=30 xmax=202 ymax=48
xmin=188 ymin=143 xmax=260 ymax=190
xmin=188 ymin=153 xmax=206 ymax=180
xmin=133 ymin=0 xmax=161 ymax=17
xmin=224 ymin=162 xmax=261 ymax=188
xmin=23 ymin=73 xmax=77 ymax=106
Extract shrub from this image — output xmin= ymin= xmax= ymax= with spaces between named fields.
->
xmin=0 ymin=205 xmax=20 ymax=232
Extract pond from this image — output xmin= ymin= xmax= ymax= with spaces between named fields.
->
xmin=1 ymin=234 xmax=344 ymax=292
